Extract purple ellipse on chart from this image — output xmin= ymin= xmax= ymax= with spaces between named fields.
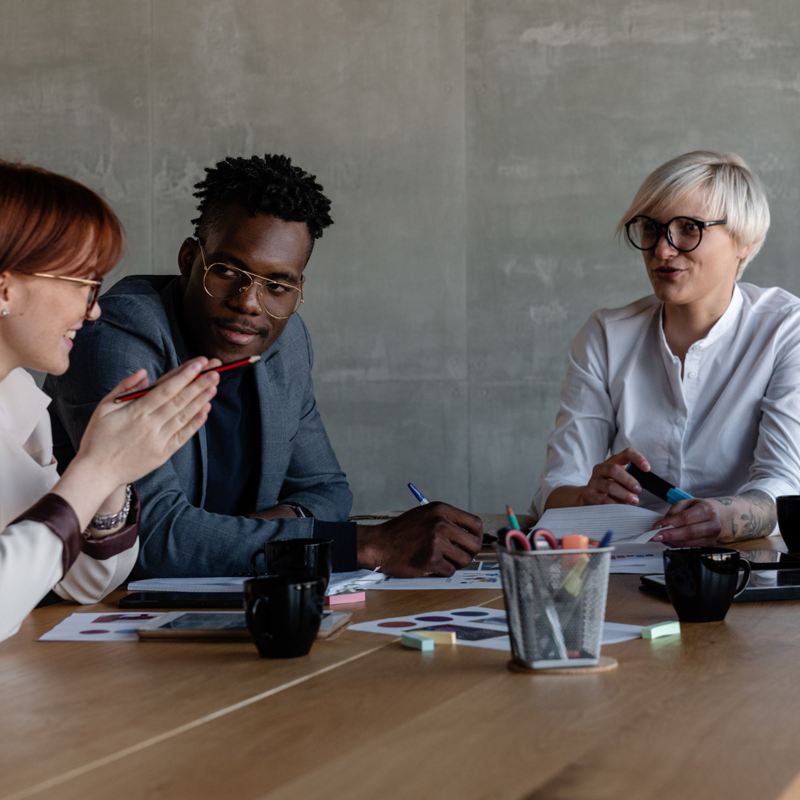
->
xmin=378 ymin=621 xmax=417 ymax=628
xmin=415 ymin=615 xmax=454 ymax=622
xmin=451 ymin=611 xmax=489 ymax=617
xmin=80 ymin=630 xmax=111 ymax=635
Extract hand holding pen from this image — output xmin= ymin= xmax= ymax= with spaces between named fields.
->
xmin=76 ymin=357 xmax=220 ymax=489
xmin=114 ymin=356 xmax=259 ymax=402
xmin=359 ymin=500 xmax=483 ymax=577
xmin=621 ymin=463 xmax=727 ymax=546
xmin=576 ymin=447 xmax=652 ymax=506
xmin=353 ymin=481 xmax=483 ymax=577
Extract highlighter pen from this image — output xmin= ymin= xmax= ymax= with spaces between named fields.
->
xmin=505 ymin=504 xmax=521 ymax=531
xmin=114 ymin=355 xmax=260 ymax=403
xmin=407 ymin=482 xmax=429 ymax=505
xmin=626 ymin=463 xmax=693 ymax=504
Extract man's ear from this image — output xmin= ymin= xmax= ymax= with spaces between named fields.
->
xmin=178 ymin=238 xmax=198 ymax=278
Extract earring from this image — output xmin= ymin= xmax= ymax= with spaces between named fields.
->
xmin=0 ymin=308 xmax=8 ymax=317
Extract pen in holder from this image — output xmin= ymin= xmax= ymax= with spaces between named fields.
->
xmin=497 ymin=541 xmax=613 ymax=670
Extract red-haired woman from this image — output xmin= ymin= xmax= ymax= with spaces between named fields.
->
xmin=0 ymin=161 xmax=219 ymax=640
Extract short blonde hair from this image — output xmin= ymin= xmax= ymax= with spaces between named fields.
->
xmin=617 ymin=151 xmax=770 ymax=275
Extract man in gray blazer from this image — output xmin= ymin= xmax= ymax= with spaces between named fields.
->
xmin=46 ymin=154 xmax=482 ymax=578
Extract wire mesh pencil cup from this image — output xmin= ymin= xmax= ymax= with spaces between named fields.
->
xmin=497 ymin=545 xmax=612 ymax=669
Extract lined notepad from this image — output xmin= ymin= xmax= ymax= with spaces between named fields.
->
xmin=533 ymin=505 xmax=663 ymax=543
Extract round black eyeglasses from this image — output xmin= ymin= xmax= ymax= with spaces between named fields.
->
xmin=625 ymin=215 xmax=727 ymax=254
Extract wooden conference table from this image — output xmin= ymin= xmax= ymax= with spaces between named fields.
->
xmin=3 ymin=536 xmax=800 ymax=800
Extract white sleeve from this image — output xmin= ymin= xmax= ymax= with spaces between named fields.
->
xmin=0 ymin=519 xmax=65 ymax=642
xmin=533 ymin=313 xmax=616 ymax=514
xmin=54 ymin=539 xmax=139 ymax=604
xmin=738 ymin=311 xmax=800 ymax=502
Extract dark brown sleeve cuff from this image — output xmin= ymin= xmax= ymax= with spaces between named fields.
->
xmin=12 ymin=493 xmax=82 ymax=576
xmin=80 ymin=487 xmax=140 ymax=561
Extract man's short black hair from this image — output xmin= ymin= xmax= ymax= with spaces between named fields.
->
xmin=192 ymin=154 xmax=333 ymax=241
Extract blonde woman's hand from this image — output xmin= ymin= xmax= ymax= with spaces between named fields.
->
xmin=75 ymin=357 xmax=220 ymax=487
xmin=577 ymin=448 xmax=651 ymax=506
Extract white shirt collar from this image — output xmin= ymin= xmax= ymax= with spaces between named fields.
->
xmin=0 ymin=368 xmax=51 ymax=445
xmin=698 ymin=283 xmax=744 ymax=347
xmin=658 ymin=283 xmax=744 ymax=357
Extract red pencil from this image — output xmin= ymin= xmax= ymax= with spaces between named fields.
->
xmin=113 ymin=355 xmax=260 ymax=403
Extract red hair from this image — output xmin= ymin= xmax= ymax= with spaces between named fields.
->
xmin=0 ymin=160 xmax=124 ymax=279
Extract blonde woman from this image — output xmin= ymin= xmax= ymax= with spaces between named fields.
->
xmin=536 ymin=151 xmax=799 ymax=545
xmin=0 ymin=160 xmax=219 ymax=640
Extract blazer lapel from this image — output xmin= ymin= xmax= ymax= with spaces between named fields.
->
xmin=254 ymin=348 xmax=290 ymax=508
xmin=162 ymin=279 xmax=209 ymax=506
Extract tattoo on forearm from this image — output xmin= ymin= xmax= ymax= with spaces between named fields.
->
xmin=736 ymin=490 xmax=777 ymax=540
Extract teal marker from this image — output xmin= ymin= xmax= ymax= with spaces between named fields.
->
xmin=505 ymin=504 xmax=521 ymax=531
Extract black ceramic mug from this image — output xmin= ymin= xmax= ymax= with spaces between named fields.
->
xmin=250 ymin=538 xmax=333 ymax=593
xmin=663 ymin=547 xmax=751 ymax=622
xmin=244 ymin=575 xmax=325 ymax=658
xmin=777 ymin=496 xmax=800 ymax=552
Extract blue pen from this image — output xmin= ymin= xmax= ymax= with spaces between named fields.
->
xmin=407 ymin=482 xmax=429 ymax=505
xmin=599 ymin=530 xmax=614 ymax=548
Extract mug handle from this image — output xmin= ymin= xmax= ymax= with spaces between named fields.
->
xmin=251 ymin=550 xmax=267 ymax=576
xmin=245 ymin=596 xmax=272 ymax=640
xmin=734 ymin=559 xmax=752 ymax=597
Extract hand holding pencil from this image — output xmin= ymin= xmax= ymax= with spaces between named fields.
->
xmin=73 ymin=356 xmax=222 ymax=491
xmin=114 ymin=355 xmax=259 ymax=402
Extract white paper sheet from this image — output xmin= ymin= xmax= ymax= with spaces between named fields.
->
xmin=40 ymin=610 xmax=347 ymax=642
xmin=369 ymin=570 xmax=501 ymax=590
xmin=609 ymin=542 xmax=665 ymax=574
xmin=534 ymin=505 xmax=663 ymax=543
xmin=349 ymin=606 xmax=643 ymax=651
xmin=127 ymin=569 xmax=386 ymax=596
xmin=127 ymin=577 xmax=248 ymax=593
xmin=39 ymin=611 xmax=170 ymax=641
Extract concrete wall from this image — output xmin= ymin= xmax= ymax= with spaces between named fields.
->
xmin=3 ymin=0 xmax=799 ymax=514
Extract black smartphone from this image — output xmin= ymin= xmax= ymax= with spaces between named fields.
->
xmin=119 ymin=591 xmax=243 ymax=609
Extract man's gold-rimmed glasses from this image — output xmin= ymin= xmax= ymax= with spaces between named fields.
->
xmin=30 ymin=272 xmax=103 ymax=319
xmin=196 ymin=239 xmax=303 ymax=321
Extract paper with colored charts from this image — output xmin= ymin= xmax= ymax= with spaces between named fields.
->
xmin=38 ymin=612 xmax=169 ymax=642
xmin=349 ymin=606 xmax=642 ymax=651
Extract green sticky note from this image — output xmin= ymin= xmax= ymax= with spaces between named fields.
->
xmin=401 ymin=632 xmax=435 ymax=651
xmin=641 ymin=620 xmax=681 ymax=640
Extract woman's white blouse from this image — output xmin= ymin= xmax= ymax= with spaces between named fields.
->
xmin=535 ymin=283 xmax=800 ymax=515
xmin=0 ymin=368 xmax=138 ymax=641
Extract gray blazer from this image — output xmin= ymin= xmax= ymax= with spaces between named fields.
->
xmin=45 ymin=275 xmax=353 ymax=578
